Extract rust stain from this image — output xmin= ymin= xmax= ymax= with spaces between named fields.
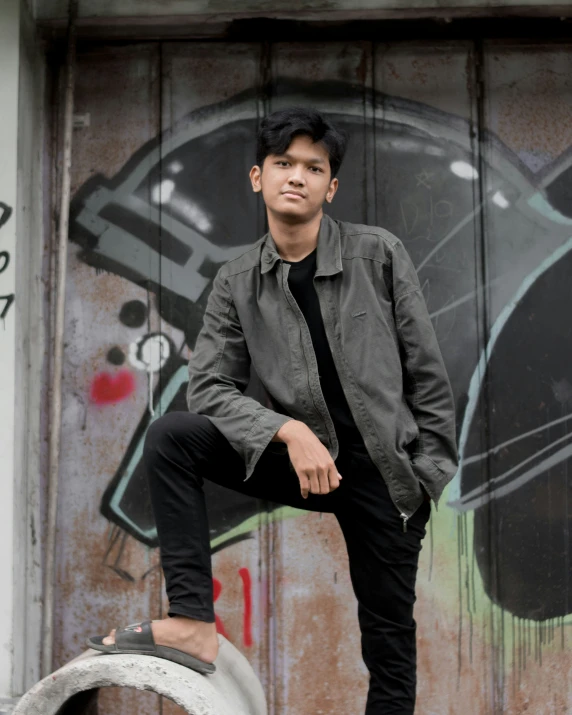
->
xmin=386 ymin=61 xmax=401 ymax=81
xmin=275 ymin=512 xmax=367 ymax=713
xmin=490 ymin=52 xmax=572 ymax=159
xmin=72 ymin=48 xmax=161 ymax=195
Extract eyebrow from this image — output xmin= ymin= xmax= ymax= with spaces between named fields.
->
xmin=281 ymin=152 xmax=326 ymax=164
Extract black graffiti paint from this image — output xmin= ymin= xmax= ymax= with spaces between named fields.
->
xmin=106 ymin=346 xmax=126 ymax=366
xmin=119 ymin=300 xmax=148 ymax=328
xmin=98 ymin=355 xmax=270 ymax=549
xmin=0 ymin=202 xmax=14 ymax=321
xmin=0 ymin=294 xmax=15 ymax=320
xmin=0 ymin=202 xmax=12 ymax=229
xmin=70 ymin=81 xmax=572 ymax=621
xmin=457 ymin=245 xmax=572 ymax=620
xmin=0 ymin=251 xmax=9 ymax=274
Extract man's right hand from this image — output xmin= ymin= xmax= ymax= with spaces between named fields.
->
xmin=273 ymin=420 xmax=342 ymax=499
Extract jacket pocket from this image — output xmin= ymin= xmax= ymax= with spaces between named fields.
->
xmin=398 ymin=399 xmax=419 ymax=452
xmin=411 ymin=453 xmax=448 ymax=506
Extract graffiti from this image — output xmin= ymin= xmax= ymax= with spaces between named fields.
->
xmin=214 ymin=568 xmax=253 ymax=646
xmin=0 ymin=201 xmax=14 ymax=322
xmin=0 ymin=293 xmax=15 ymax=321
xmin=238 ymin=567 xmax=253 ymax=648
xmin=101 ymin=522 xmax=253 ymax=645
xmin=450 ymin=237 xmax=572 ymax=620
xmin=0 ymin=202 xmax=12 ymax=229
xmin=90 ymin=369 xmax=136 ymax=406
xmin=0 ymin=252 xmax=9 ymax=274
xmin=69 ymin=80 xmax=572 ymax=632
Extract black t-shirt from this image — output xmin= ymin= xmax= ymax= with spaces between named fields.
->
xmin=284 ymin=249 xmax=364 ymax=449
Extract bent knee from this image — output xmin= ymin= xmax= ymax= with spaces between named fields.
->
xmin=143 ymin=411 xmax=209 ymax=456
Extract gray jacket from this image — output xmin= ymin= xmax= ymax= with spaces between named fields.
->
xmin=187 ymin=213 xmax=458 ymax=524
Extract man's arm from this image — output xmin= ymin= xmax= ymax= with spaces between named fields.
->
xmin=391 ymin=239 xmax=459 ymax=498
xmin=188 ymin=267 xmax=342 ymax=496
xmin=187 ymin=268 xmax=292 ymax=478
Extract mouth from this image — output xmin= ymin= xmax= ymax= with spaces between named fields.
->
xmin=282 ymin=191 xmax=305 ymax=200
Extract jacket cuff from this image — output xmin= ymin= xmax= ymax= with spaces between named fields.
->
xmin=244 ymin=412 xmax=294 ymax=480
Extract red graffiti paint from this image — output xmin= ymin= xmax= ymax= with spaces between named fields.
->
xmin=90 ymin=369 xmax=135 ymax=405
xmin=212 ymin=569 xmax=253 ymax=645
xmin=238 ymin=567 xmax=253 ymax=647
xmin=213 ymin=577 xmax=229 ymax=639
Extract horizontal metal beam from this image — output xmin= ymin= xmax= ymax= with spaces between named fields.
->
xmin=35 ymin=0 xmax=572 ymax=23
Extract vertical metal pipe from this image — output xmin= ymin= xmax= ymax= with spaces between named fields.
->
xmin=42 ymin=0 xmax=78 ymax=678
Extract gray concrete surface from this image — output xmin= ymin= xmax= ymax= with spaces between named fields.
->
xmin=0 ymin=698 xmax=20 ymax=715
xmin=13 ymin=634 xmax=267 ymax=715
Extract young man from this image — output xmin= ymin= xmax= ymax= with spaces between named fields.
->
xmin=89 ymin=108 xmax=458 ymax=714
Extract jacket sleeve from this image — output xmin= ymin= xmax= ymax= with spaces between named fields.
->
xmin=391 ymin=239 xmax=459 ymax=500
xmin=186 ymin=268 xmax=293 ymax=479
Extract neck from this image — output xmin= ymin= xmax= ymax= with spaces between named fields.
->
xmin=267 ymin=209 xmax=323 ymax=262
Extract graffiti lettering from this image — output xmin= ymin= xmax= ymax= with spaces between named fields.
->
xmin=214 ymin=568 xmax=253 ymax=647
xmin=0 ymin=294 xmax=15 ymax=321
xmin=0 ymin=202 xmax=14 ymax=322
xmin=213 ymin=577 xmax=230 ymax=639
xmin=0 ymin=202 xmax=12 ymax=229
xmin=415 ymin=170 xmax=434 ymax=189
xmin=238 ymin=567 xmax=253 ymax=647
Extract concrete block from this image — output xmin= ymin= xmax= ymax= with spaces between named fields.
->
xmin=0 ymin=698 xmax=20 ymax=715
xmin=13 ymin=635 xmax=267 ymax=715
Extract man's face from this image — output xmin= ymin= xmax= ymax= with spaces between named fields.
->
xmin=250 ymin=134 xmax=338 ymax=223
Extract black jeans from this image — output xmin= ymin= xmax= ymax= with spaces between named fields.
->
xmin=144 ymin=412 xmax=430 ymax=715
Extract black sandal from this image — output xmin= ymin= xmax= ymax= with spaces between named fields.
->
xmin=86 ymin=620 xmax=216 ymax=675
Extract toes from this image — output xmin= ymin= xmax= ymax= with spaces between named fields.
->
xmin=102 ymin=628 xmax=117 ymax=646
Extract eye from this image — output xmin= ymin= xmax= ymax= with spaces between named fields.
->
xmin=309 ymin=166 xmax=323 ymax=173
xmin=275 ymin=160 xmax=289 ymax=167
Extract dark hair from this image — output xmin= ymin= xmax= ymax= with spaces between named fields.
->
xmin=256 ymin=107 xmax=347 ymax=178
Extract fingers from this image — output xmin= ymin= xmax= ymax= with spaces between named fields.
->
xmin=299 ymin=462 xmax=342 ymax=498
xmin=299 ymin=472 xmax=310 ymax=499
xmin=318 ymin=464 xmax=335 ymax=495
xmin=327 ymin=464 xmax=341 ymax=491
xmin=310 ymin=469 xmax=323 ymax=495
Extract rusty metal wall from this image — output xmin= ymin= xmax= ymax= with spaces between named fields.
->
xmin=54 ymin=39 xmax=572 ymax=714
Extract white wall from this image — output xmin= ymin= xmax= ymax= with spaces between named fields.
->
xmin=0 ymin=0 xmax=45 ymax=700
xmin=13 ymin=0 xmax=45 ymax=694
xmin=0 ymin=0 xmax=22 ymax=698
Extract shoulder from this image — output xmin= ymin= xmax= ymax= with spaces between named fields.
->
xmin=336 ymin=219 xmax=403 ymax=264
xmin=218 ymin=237 xmax=265 ymax=279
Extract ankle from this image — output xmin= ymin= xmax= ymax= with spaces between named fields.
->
xmin=168 ymin=615 xmax=216 ymax=633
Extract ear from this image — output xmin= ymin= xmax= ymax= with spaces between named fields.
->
xmin=325 ymin=177 xmax=339 ymax=204
xmin=250 ymin=165 xmax=262 ymax=193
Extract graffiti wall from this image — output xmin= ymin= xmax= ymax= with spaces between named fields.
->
xmin=0 ymin=202 xmax=14 ymax=322
xmin=54 ymin=40 xmax=572 ymax=714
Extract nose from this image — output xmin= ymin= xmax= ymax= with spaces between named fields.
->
xmin=288 ymin=167 xmax=305 ymax=186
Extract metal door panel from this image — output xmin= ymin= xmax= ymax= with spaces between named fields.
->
xmin=58 ymin=42 xmax=166 ymax=715
xmin=56 ymin=38 xmax=572 ymax=715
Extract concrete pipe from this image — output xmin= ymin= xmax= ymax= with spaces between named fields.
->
xmin=14 ymin=634 xmax=267 ymax=715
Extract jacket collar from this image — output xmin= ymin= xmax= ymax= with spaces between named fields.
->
xmin=260 ymin=213 xmax=343 ymax=276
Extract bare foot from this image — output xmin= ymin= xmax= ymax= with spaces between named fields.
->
xmin=102 ymin=616 xmax=219 ymax=663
